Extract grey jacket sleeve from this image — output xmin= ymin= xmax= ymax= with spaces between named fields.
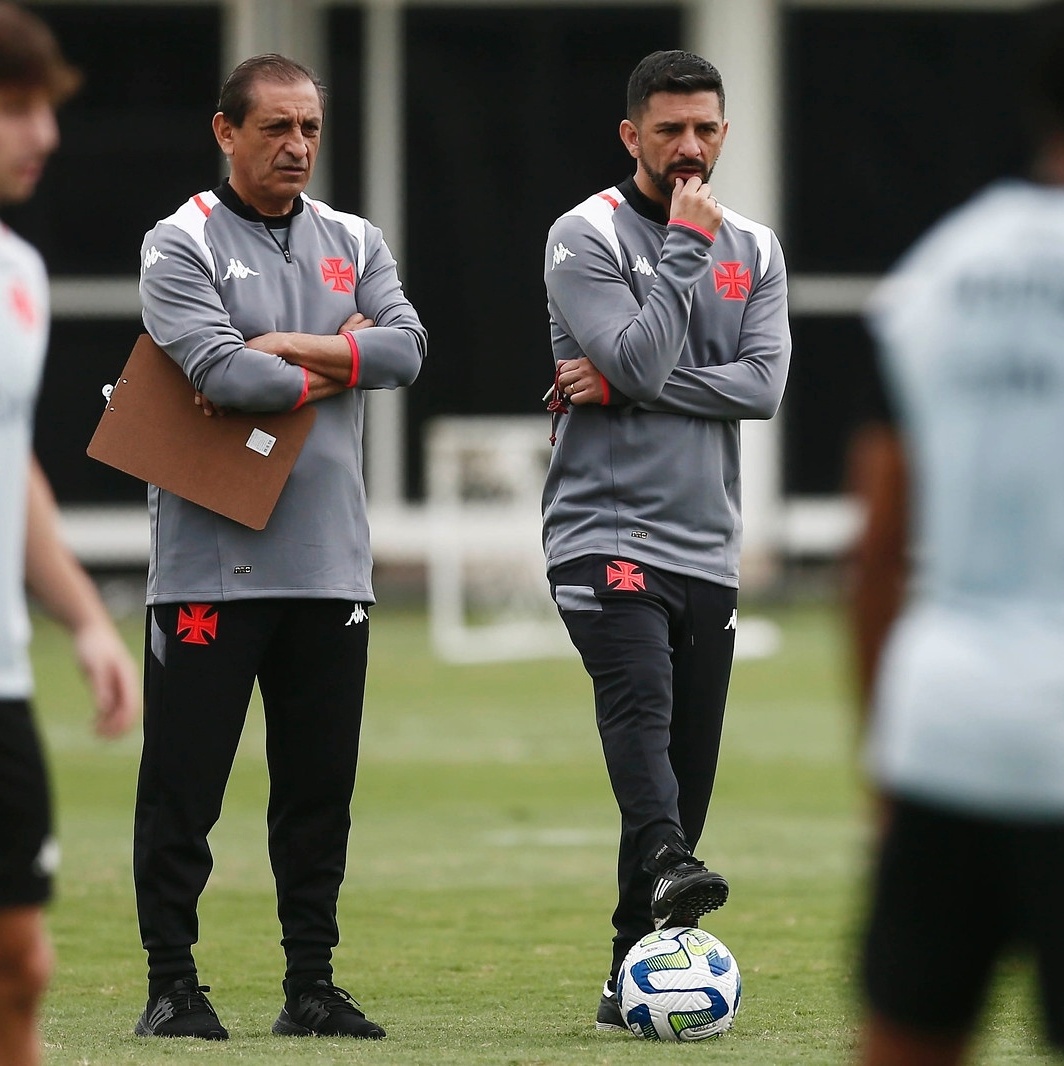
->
xmin=347 ymin=223 xmax=427 ymax=390
xmin=544 ymin=217 xmax=715 ymax=403
xmin=140 ymin=224 xmax=306 ymax=412
xmin=639 ymin=232 xmax=791 ymax=421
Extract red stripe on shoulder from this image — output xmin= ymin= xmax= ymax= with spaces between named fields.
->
xmin=193 ymin=194 xmax=212 ymax=217
xmin=597 ymin=193 xmax=619 ymax=209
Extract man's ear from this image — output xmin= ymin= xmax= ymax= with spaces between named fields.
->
xmin=212 ymin=111 xmax=234 ymax=156
xmin=619 ymin=118 xmax=640 ymax=161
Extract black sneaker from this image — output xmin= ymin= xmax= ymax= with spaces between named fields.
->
xmin=596 ymin=980 xmax=626 ymax=1032
xmin=133 ymin=977 xmax=229 ymax=1040
xmin=651 ymin=858 xmax=729 ymax=929
xmin=272 ymin=980 xmax=386 ymax=1039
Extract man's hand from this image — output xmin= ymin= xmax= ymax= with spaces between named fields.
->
xmin=195 ymin=391 xmax=227 ymax=416
xmin=557 ymin=357 xmax=605 ymax=405
xmin=337 ymin=312 xmax=374 ymax=335
xmin=72 ymin=621 xmax=140 ymax=738
xmin=24 ymin=456 xmax=140 ymax=740
xmin=670 ymin=176 xmax=723 ymax=237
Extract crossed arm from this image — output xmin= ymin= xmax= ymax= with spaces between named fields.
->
xmin=197 ymin=311 xmax=374 ymax=414
xmin=143 ymin=221 xmax=426 ymax=416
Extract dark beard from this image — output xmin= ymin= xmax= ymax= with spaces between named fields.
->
xmin=645 ymin=158 xmax=716 ymax=201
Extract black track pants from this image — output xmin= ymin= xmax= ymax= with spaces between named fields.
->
xmin=549 ymin=556 xmax=736 ymax=978
xmin=133 ymin=599 xmax=369 ymax=987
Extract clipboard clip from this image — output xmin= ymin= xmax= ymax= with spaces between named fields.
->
xmin=101 ymin=377 xmax=127 ymax=406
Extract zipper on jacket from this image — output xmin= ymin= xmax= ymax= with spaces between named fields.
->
xmin=265 ymin=226 xmax=292 ymax=263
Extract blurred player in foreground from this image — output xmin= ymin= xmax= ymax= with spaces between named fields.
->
xmin=0 ymin=4 xmax=140 ymax=1063
xmin=849 ymin=4 xmax=1064 ymax=1062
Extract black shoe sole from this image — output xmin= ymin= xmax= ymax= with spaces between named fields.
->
xmin=272 ymin=1015 xmax=313 ymax=1036
xmin=134 ymin=1013 xmax=228 ymax=1040
xmin=272 ymin=1011 xmax=386 ymax=1039
xmin=652 ymin=878 xmax=729 ymax=930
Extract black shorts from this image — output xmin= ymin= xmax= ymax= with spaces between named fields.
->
xmin=862 ymin=795 xmax=1064 ymax=1047
xmin=0 ymin=700 xmax=55 ymax=907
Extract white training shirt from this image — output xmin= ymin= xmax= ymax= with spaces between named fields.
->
xmin=0 ymin=224 xmax=49 ymax=699
xmin=865 ymin=179 xmax=1064 ymax=817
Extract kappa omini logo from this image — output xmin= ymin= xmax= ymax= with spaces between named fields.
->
xmin=345 ymin=604 xmax=368 ymax=626
xmin=177 ymin=604 xmax=219 ymax=645
xmin=143 ymin=245 xmax=168 ymax=271
xmin=321 ymin=257 xmax=356 ymax=293
xmin=714 ymin=261 xmax=752 ymax=301
xmin=551 ymin=243 xmax=576 ymax=269
xmin=724 ymin=609 xmax=738 ymax=630
xmin=632 ymin=255 xmax=657 ymax=277
xmin=606 ymin=560 xmax=646 ymax=592
xmin=223 ymin=258 xmax=260 ymax=280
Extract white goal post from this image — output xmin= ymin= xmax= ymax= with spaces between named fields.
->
xmin=423 ymin=416 xmax=784 ymax=664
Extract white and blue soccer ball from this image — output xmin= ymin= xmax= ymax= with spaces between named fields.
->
xmin=617 ymin=926 xmax=741 ymax=1041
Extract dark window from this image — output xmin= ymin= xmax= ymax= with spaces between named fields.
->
xmin=324 ymin=7 xmax=365 ymax=215
xmin=783 ymin=315 xmax=879 ymax=496
xmin=401 ymin=6 xmax=683 ymax=494
xmin=2 ymin=4 xmax=221 ymax=276
xmin=783 ymin=8 xmax=1026 ymax=274
xmin=35 ymin=319 xmax=146 ymax=503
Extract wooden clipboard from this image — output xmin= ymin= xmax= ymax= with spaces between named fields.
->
xmin=87 ymin=334 xmax=316 ymax=530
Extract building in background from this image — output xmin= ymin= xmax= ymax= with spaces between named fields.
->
xmin=12 ymin=0 xmax=1032 ymax=575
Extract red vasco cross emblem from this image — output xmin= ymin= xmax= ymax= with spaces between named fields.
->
xmin=176 ymin=604 xmax=218 ymax=645
xmin=606 ymin=560 xmax=646 ymax=592
xmin=714 ymin=261 xmax=752 ymax=301
xmin=320 ymin=257 xmax=356 ymax=293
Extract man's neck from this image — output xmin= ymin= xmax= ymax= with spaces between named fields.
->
xmin=216 ymin=180 xmax=303 ymax=226
xmin=633 ymin=168 xmax=669 ymax=210
xmin=619 ymin=174 xmax=670 ymax=226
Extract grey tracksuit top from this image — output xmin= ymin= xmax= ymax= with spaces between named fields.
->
xmin=139 ymin=182 xmax=427 ymax=605
xmin=542 ymin=177 xmax=791 ymax=587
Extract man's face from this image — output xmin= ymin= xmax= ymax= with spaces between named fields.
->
xmin=0 ymin=86 xmax=58 ymax=206
xmin=621 ymin=90 xmax=728 ymax=206
xmin=213 ymin=77 xmax=323 ymax=216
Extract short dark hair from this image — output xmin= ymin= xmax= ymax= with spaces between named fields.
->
xmin=218 ymin=53 xmax=327 ymax=127
xmin=1019 ymin=1 xmax=1064 ymax=140
xmin=0 ymin=0 xmax=80 ymax=102
xmin=626 ymin=50 xmax=724 ymax=120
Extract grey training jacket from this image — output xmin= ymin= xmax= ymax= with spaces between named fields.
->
xmin=139 ymin=182 xmax=427 ymax=605
xmin=542 ymin=177 xmax=790 ymax=587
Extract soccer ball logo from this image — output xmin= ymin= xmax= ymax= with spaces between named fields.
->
xmin=617 ymin=926 xmax=741 ymax=1041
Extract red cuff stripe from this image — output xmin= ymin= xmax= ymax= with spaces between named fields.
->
xmin=668 ymin=218 xmax=715 ymax=243
xmin=599 ymin=374 xmax=611 ymax=406
xmin=343 ymin=331 xmax=360 ymax=388
xmin=292 ymin=367 xmax=310 ymax=409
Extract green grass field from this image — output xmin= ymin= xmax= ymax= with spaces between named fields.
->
xmin=27 ymin=596 xmax=1058 ymax=1065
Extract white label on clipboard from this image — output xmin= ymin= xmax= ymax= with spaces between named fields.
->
xmin=245 ymin=428 xmax=277 ymax=456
